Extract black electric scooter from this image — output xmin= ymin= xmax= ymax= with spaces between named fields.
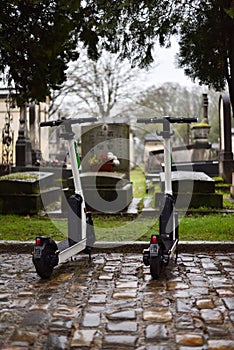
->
xmin=137 ymin=116 xmax=197 ymax=279
xmin=32 ymin=117 xmax=97 ymax=279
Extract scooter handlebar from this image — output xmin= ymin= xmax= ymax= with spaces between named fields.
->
xmin=137 ymin=117 xmax=198 ymax=124
xmin=168 ymin=117 xmax=198 ymax=124
xmin=40 ymin=117 xmax=97 ymax=127
xmin=137 ymin=118 xmax=162 ymax=124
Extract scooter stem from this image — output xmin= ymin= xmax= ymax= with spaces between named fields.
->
xmin=68 ymin=139 xmax=83 ymax=196
xmin=164 ymin=137 xmax=172 ymax=195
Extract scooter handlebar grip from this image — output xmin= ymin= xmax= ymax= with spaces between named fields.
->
xmin=40 ymin=121 xmax=61 ymax=127
xmin=136 ymin=118 xmax=147 ymax=123
xmin=40 ymin=118 xmax=98 ymax=128
xmin=137 ymin=117 xmax=198 ymax=124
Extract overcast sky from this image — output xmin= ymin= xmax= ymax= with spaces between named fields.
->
xmin=144 ymin=38 xmax=200 ymax=88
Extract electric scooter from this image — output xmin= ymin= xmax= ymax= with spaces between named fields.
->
xmin=32 ymin=117 xmax=97 ymax=279
xmin=137 ymin=116 xmax=197 ymax=279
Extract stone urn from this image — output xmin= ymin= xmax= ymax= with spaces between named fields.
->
xmin=191 ymin=120 xmax=210 ymax=144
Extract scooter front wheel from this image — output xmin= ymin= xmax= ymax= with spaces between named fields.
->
xmin=33 ymin=243 xmax=58 ymax=279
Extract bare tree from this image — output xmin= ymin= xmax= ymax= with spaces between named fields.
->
xmin=130 ymin=82 xmax=221 ymax=143
xmin=52 ymin=50 xmax=140 ymax=120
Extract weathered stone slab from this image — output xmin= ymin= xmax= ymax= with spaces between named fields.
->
xmin=80 ymin=174 xmax=133 ymax=213
xmin=106 ymin=310 xmax=136 ymax=320
xmin=71 ymin=329 xmax=96 ymax=347
xmin=103 ymin=334 xmax=138 ymax=347
xmin=65 ymin=172 xmax=133 ymax=213
xmin=222 ymin=297 xmax=234 ymax=310
xmin=143 ymin=309 xmax=173 ymax=322
xmin=200 ymin=309 xmax=223 ymax=323
xmin=208 ymin=339 xmax=234 ymax=349
xmin=106 ymin=321 xmax=138 ymax=332
xmin=0 ymin=188 xmax=60 ymax=214
xmin=0 ymin=171 xmax=54 ymax=194
xmin=196 ymin=298 xmax=215 ymax=309
xmin=81 ymin=312 xmax=101 ymax=327
xmin=0 ymin=171 xmax=60 ymax=214
xmin=160 ymin=171 xmax=215 ymax=193
xmin=80 ymin=172 xmax=126 ymax=188
xmin=176 ymin=334 xmax=204 ymax=346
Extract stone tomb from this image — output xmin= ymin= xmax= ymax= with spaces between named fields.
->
xmin=0 ymin=172 xmax=60 ymax=214
xmin=80 ymin=123 xmax=133 ymax=213
xmin=80 ymin=172 xmax=132 ymax=213
xmin=155 ymin=171 xmax=223 ymax=209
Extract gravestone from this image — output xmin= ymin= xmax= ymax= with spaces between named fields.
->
xmin=16 ymin=105 xmax=32 ymax=166
xmin=29 ymin=102 xmax=42 ymax=165
xmin=219 ymin=94 xmax=234 ymax=183
xmin=80 ymin=123 xmax=133 ymax=213
xmin=81 ymin=123 xmax=130 ymax=179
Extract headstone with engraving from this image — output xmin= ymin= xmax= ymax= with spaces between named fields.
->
xmin=81 ymin=123 xmax=130 ymax=179
xmin=80 ymin=123 xmax=133 ymax=213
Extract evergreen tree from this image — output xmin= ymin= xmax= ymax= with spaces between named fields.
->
xmin=177 ymin=0 xmax=234 ymax=113
xmin=0 ymin=0 xmax=233 ymax=113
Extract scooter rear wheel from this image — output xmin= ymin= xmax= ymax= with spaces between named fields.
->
xmin=33 ymin=244 xmax=58 ymax=279
xmin=150 ymin=251 xmax=163 ymax=279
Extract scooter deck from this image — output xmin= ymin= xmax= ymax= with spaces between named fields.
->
xmin=57 ymin=238 xmax=87 ymax=264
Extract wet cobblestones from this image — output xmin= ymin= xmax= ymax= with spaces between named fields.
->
xmin=0 ymin=251 xmax=233 ymax=349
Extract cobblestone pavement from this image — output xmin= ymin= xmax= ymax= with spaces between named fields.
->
xmin=0 ymin=251 xmax=234 ymax=350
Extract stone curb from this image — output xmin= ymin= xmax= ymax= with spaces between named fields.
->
xmin=0 ymin=240 xmax=233 ymax=254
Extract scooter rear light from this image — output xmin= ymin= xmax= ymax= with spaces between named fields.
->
xmin=36 ymin=237 xmax=41 ymax=246
xmin=151 ymin=235 xmax=157 ymax=244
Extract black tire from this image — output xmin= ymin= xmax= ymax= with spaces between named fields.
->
xmin=150 ymin=252 xmax=163 ymax=279
xmin=33 ymin=244 xmax=58 ymax=279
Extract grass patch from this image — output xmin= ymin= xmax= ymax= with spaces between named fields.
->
xmin=178 ymin=214 xmax=234 ymax=241
xmin=0 ymin=167 xmax=233 ymax=243
xmin=0 ymin=213 xmax=233 ymax=242
xmin=130 ymin=167 xmax=146 ymax=198
xmin=93 ymin=215 xmax=157 ymax=242
xmin=94 ymin=213 xmax=234 ymax=242
xmin=0 ymin=215 xmax=67 ymax=241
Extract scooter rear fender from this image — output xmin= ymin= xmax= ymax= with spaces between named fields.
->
xmin=33 ymin=237 xmax=58 ymax=259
